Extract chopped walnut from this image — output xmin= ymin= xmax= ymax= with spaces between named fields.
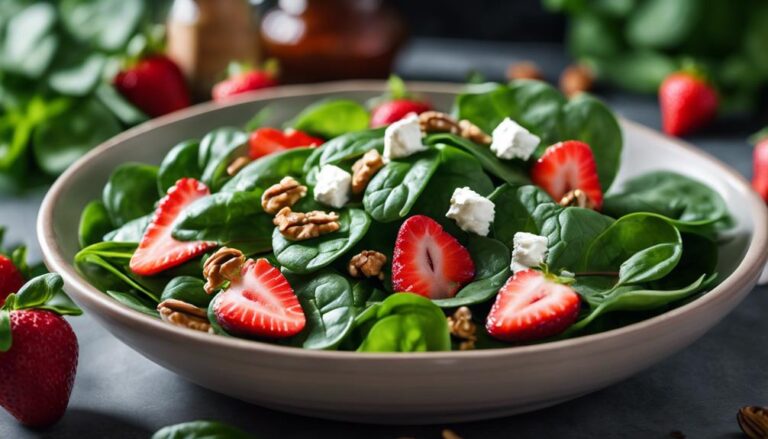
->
xmin=559 ymin=189 xmax=595 ymax=209
xmin=157 ymin=299 xmax=211 ymax=333
xmin=506 ymin=61 xmax=543 ymax=81
xmin=351 ymin=150 xmax=384 ymax=194
xmin=348 ymin=250 xmax=387 ymax=280
xmin=442 ymin=429 xmax=464 ymax=439
xmin=458 ymin=119 xmax=492 ymax=145
xmin=226 ymin=156 xmax=252 ymax=176
xmin=274 ymin=207 xmax=340 ymax=241
xmin=261 ymin=176 xmax=308 ymax=215
xmin=203 ymin=247 xmax=246 ymax=294
xmin=560 ymin=64 xmax=594 ymax=98
xmin=418 ymin=111 xmax=460 ymax=135
xmin=447 ymin=306 xmax=477 ymax=350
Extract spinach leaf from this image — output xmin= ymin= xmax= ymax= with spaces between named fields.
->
xmin=284 ymin=271 xmax=355 ymax=350
xmin=433 ymin=236 xmax=511 ymax=308
xmin=158 ymin=140 xmax=202 ymax=193
xmin=626 ymin=0 xmax=699 ymax=49
xmin=48 ymin=49 xmax=107 ymax=97
xmin=273 ymin=208 xmax=371 ymax=274
xmin=151 ymin=420 xmax=252 ymax=439
xmin=543 ymin=207 xmax=616 ymax=271
xmin=581 ymin=213 xmax=682 ymax=286
xmin=172 ymin=191 xmax=274 ymax=254
xmin=221 ymin=147 xmax=313 ymax=193
xmin=426 ymin=134 xmax=530 ymax=185
xmin=603 ymin=171 xmax=730 ymax=231
xmin=106 ymin=290 xmax=159 ymax=318
xmin=288 ymin=99 xmax=370 ymax=139
xmin=351 ymin=280 xmax=388 ymax=313
xmin=74 ymin=242 xmax=160 ymax=301
xmin=588 ymin=51 xmax=678 ymax=94
xmin=316 ymin=129 xmax=385 ymax=167
xmin=78 ymin=200 xmax=113 ymax=248
xmin=653 ymin=232 xmax=718 ymax=289
xmin=489 ymin=184 xmax=561 ymax=247
xmin=103 ymin=214 xmax=151 ymax=243
xmin=198 ymin=127 xmax=248 ymax=191
xmin=356 ymin=293 xmax=451 ymax=352
xmin=102 ymin=163 xmax=159 ymax=227
xmin=59 ymin=0 xmax=144 ymax=51
xmin=33 ymin=97 xmax=122 ymax=176
xmin=363 ymin=150 xmax=439 ymax=222
xmin=0 ymin=3 xmax=58 ymax=78
xmin=161 ymin=276 xmax=211 ymax=309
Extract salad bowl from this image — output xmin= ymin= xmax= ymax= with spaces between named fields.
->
xmin=38 ymin=81 xmax=768 ymax=424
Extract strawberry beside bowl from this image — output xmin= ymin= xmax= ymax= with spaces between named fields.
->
xmin=37 ymin=81 xmax=768 ymax=424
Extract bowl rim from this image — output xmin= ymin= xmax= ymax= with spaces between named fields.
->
xmin=37 ymin=79 xmax=768 ymax=361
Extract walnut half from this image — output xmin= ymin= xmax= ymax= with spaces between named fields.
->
xmin=458 ymin=119 xmax=492 ymax=145
xmin=419 ymin=111 xmax=460 ymax=135
xmin=203 ymin=247 xmax=245 ymax=294
xmin=447 ymin=306 xmax=478 ymax=350
xmin=351 ymin=150 xmax=384 ymax=194
xmin=274 ymin=207 xmax=340 ymax=241
xmin=348 ymin=250 xmax=387 ymax=280
xmin=261 ymin=176 xmax=308 ymax=215
xmin=157 ymin=299 xmax=211 ymax=333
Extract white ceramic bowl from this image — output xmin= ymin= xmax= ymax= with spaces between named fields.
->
xmin=38 ymin=81 xmax=768 ymax=424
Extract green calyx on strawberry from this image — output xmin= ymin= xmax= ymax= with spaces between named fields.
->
xmin=659 ymin=66 xmax=718 ymax=137
xmin=369 ymin=75 xmax=432 ymax=128
xmin=0 ymin=274 xmax=81 ymax=427
xmin=212 ymin=60 xmax=279 ymax=102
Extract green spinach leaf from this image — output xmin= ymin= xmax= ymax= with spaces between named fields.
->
xmin=316 ymin=128 xmax=385 ymax=167
xmin=198 ymin=127 xmax=248 ymax=191
xmin=489 ymin=184 xmax=561 ymax=247
xmin=78 ymin=200 xmax=113 ymax=248
xmin=288 ymin=99 xmax=370 ymax=139
xmin=106 ymin=290 xmax=159 ymax=317
xmin=103 ymin=214 xmax=151 ymax=243
xmin=151 ymin=420 xmax=252 ymax=439
xmin=426 ymin=134 xmax=530 ymax=185
xmin=102 ymin=163 xmax=159 ymax=227
xmin=161 ymin=276 xmax=211 ymax=309
xmin=158 ymin=140 xmax=202 ymax=193
xmin=221 ymin=147 xmax=313 ymax=193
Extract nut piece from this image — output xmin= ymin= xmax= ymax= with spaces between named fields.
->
xmin=418 ymin=111 xmax=460 ymax=135
xmin=446 ymin=306 xmax=478 ymax=350
xmin=442 ymin=429 xmax=464 ymax=439
xmin=559 ymin=64 xmax=594 ymax=98
xmin=458 ymin=119 xmax=492 ymax=145
xmin=261 ymin=176 xmax=308 ymax=215
xmin=274 ymin=207 xmax=340 ymax=241
xmin=738 ymin=406 xmax=768 ymax=439
xmin=559 ymin=189 xmax=595 ymax=209
xmin=348 ymin=250 xmax=387 ymax=280
xmin=157 ymin=299 xmax=211 ymax=333
xmin=226 ymin=156 xmax=252 ymax=177
xmin=506 ymin=61 xmax=543 ymax=81
xmin=203 ymin=247 xmax=246 ymax=294
xmin=351 ymin=150 xmax=385 ymax=194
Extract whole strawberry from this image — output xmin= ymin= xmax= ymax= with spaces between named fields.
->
xmin=370 ymin=75 xmax=432 ymax=128
xmin=212 ymin=61 xmax=278 ymax=102
xmin=0 ymin=274 xmax=81 ymax=428
xmin=659 ymin=71 xmax=718 ymax=137
xmin=0 ymin=255 xmax=24 ymax=307
xmin=751 ymin=129 xmax=768 ymax=203
xmin=114 ymin=55 xmax=191 ymax=118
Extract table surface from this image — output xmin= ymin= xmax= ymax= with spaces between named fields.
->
xmin=1 ymin=38 xmax=765 ymax=439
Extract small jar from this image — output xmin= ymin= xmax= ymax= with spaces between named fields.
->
xmin=260 ymin=0 xmax=406 ymax=83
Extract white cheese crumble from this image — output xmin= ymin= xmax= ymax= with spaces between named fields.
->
xmin=511 ymin=232 xmax=548 ymax=273
xmin=490 ymin=118 xmax=540 ymax=161
xmin=445 ymin=187 xmax=495 ymax=236
xmin=383 ymin=114 xmax=427 ymax=161
xmin=314 ymin=165 xmax=351 ymax=208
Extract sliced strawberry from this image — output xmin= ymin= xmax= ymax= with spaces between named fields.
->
xmin=370 ymin=99 xmax=432 ymax=128
xmin=248 ymin=127 xmax=323 ymax=159
xmin=129 ymin=178 xmax=217 ymax=276
xmin=0 ymin=255 xmax=24 ymax=307
xmin=213 ymin=258 xmax=305 ymax=338
xmin=486 ymin=269 xmax=581 ymax=342
xmin=530 ymin=140 xmax=603 ymax=209
xmin=392 ymin=215 xmax=475 ymax=300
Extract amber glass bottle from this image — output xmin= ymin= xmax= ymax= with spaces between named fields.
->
xmin=260 ymin=0 xmax=406 ymax=83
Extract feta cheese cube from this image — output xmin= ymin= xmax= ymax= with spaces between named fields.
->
xmin=383 ymin=114 xmax=427 ymax=161
xmin=314 ymin=165 xmax=351 ymax=208
xmin=490 ymin=118 xmax=540 ymax=161
xmin=511 ymin=232 xmax=548 ymax=273
xmin=445 ymin=187 xmax=495 ymax=236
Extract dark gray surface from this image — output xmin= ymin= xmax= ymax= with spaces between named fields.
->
xmin=1 ymin=39 xmax=764 ymax=438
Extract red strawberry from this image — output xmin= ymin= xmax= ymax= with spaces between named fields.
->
xmin=392 ymin=215 xmax=475 ymax=300
xmin=486 ymin=269 xmax=581 ymax=342
xmin=213 ymin=258 xmax=305 ymax=338
xmin=0 ymin=255 xmax=24 ymax=307
xmin=114 ymin=55 xmax=191 ymax=118
xmin=130 ymin=178 xmax=217 ymax=276
xmin=0 ymin=309 xmax=78 ymax=427
xmin=212 ymin=62 xmax=278 ymax=102
xmin=370 ymin=99 xmax=432 ymax=128
xmin=530 ymin=140 xmax=603 ymax=209
xmin=659 ymin=72 xmax=718 ymax=137
xmin=248 ymin=127 xmax=323 ymax=159
xmin=753 ymin=136 xmax=768 ymax=203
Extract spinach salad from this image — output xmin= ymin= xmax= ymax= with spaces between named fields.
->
xmin=74 ymin=80 xmax=731 ymax=352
